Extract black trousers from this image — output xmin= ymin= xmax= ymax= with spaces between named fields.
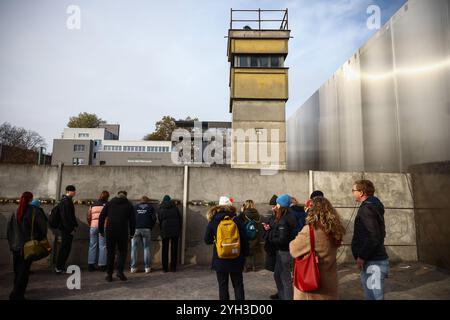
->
xmin=106 ymin=232 xmax=128 ymax=275
xmin=162 ymin=237 xmax=178 ymax=272
xmin=10 ymin=251 xmax=32 ymax=300
xmin=216 ymin=272 xmax=245 ymax=300
xmin=56 ymin=231 xmax=73 ymax=270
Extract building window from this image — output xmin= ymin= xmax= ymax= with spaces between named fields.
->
xmin=93 ymin=152 xmax=97 ymax=159
xmin=94 ymin=140 xmax=102 ymax=147
xmin=72 ymin=158 xmax=85 ymax=165
xmin=239 ymin=56 xmax=249 ymax=67
xmin=235 ymin=55 xmax=284 ymax=68
xmin=78 ymin=133 xmax=89 ymax=138
xmin=74 ymin=144 xmax=85 ymax=152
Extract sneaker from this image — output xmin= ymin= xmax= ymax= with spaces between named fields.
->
xmin=105 ymin=274 xmax=113 ymax=282
xmin=270 ymin=293 xmax=279 ymax=300
xmin=130 ymin=267 xmax=138 ymax=273
xmin=116 ymin=273 xmax=127 ymax=281
xmin=145 ymin=267 xmax=151 ymax=274
xmin=88 ymin=264 xmax=96 ymax=272
xmin=54 ymin=267 xmax=65 ymax=274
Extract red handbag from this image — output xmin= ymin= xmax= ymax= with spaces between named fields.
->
xmin=293 ymin=224 xmax=321 ymax=292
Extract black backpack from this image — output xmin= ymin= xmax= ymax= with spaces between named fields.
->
xmin=48 ymin=203 xmax=61 ymax=229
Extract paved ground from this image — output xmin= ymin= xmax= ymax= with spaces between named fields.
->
xmin=0 ymin=262 xmax=449 ymax=300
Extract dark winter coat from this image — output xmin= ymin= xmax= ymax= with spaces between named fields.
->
xmin=158 ymin=201 xmax=182 ymax=239
xmin=351 ymin=196 xmax=388 ymax=261
xmin=238 ymin=208 xmax=262 ymax=256
xmin=266 ymin=211 xmax=298 ymax=252
xmin=289 ymin=205 xmax=307 ymax=236
xmin=7 ymin=205 xmax=47 ymax=252
xmin=59 ymin=195 xmax=78 ymax=233
xmin=98 ymin=196 xmax=136 ymax=237
xmin=204 ymin=206 xmax=249 ymax=273
xmin=262 ymin=214 xmax=276 ymax=271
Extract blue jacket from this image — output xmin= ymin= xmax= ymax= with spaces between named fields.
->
xmin=134 ymin=203 xmax=156 ymax=230
xmin=204 ymin=208 xmax=249 ymax=273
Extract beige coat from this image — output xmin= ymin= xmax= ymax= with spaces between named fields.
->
xmin=289 ymin=225 xmax=339 ymax=300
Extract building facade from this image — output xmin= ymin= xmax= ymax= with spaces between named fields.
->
xmin=52 ymin=124 xmax=173 ymax=166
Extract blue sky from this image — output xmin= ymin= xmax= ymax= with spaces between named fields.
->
xmin=0 ymin=0 xmax=406 ymax=151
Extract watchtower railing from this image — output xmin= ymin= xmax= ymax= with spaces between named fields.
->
xmin=230 ymin=8 xmax=288 ymax=30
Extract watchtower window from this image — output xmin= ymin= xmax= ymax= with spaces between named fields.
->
xmin=234 ymin=55 xmax=284 ymax=68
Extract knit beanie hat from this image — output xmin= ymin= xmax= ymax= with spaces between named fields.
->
xmin=276 ymin=194 xmax=291 ymax=208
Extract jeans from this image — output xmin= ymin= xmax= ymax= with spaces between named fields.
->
xmin=88 ymin=227 xmax=107 ymax=266
xmin=274 ymin=250 xmax=293 ymax=300
xmin=162 ymin=237 xmax=179 ymax=272
xmin=131 ymin=228 xmax=151 ymax=268
xmin=56 ymin=231 xmax=74 ymax=270
xmin=360 ymin=259 xmax=390 ymax=300
xmin=216 ymin=272 xmax=245 ymax=300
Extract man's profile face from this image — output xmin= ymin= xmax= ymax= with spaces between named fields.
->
xmin=352 ymin=184 xmax=363 ymax=202
xmin=67 ymin=190 xmax=76 ymax=198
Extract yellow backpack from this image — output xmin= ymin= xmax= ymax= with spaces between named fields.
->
xmin=215 ymin=216 xmax=241 ymax=259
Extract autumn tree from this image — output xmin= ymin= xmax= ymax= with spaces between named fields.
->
xmin=67 ymin=112 xmax=106 ymax=128
xmin=143 ymin=116 xmax=199 ymax=141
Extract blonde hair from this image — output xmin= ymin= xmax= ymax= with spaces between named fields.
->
xmin=306 ymin=197 xmax=345 ymax=246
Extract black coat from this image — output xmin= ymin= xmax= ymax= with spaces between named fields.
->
xmin=266 ymin=212 xmax=298 ymax=252
xmin=98 ymin=196 xmax=136 ymax=237
xmin=7 ymin=205 xmax=47 ymax=251
xmin=158 ymin=201 xmax=182 ymax=239
xmin=262 ymin=214 xmax=276 ymax=271
xmin=289 ymin=205 xmax=307 ymax=235
xmin=59 ymin=195 xmax=78 ymax=233
xmin=351 ymin=196 xmax=388 ymax=261
xmin=204 ymin=208 xmax=249 ymax=273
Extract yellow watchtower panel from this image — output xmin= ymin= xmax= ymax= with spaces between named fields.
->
xmin=227 ymin=9 xmax=290 ymax=170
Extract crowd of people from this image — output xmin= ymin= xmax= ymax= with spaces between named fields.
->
xmin=7 ymin=180 xmax=389 ymax=301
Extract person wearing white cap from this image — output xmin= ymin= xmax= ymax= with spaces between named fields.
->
xmin=204 ymin=196 xmax=249 ymax=300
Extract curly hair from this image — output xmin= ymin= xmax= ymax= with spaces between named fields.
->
xmin=207 ymin=205 xmax=237 ymax=222
xmin=306 ymin=197 xmax=345 ymax=246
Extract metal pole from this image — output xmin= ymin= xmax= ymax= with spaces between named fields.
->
xmin=258 ymin=8 xmax=261 ymax=30
xmin=181 ymin=165 xmax=189 ymax=265
xmin=38 ymin=147 xmax=42 ymax=165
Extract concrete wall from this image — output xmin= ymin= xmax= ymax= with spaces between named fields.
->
xmin=0 ymin=164 xmax=418 ymax=268
xmin=409 ymin=162 xmax=450 ymax=270
xmin=287 ymin=0 xmax=450 ymax=173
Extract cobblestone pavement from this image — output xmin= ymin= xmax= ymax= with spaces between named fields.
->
xmin=1 ymin=262 xmax=449 ymax=300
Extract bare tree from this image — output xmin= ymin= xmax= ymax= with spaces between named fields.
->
xmin=0 ymin=122 xmax=47 ymax=151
